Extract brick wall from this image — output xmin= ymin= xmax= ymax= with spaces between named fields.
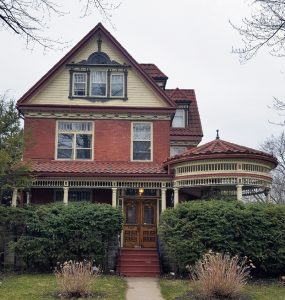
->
xmin=23 ymin=118 xmax=170 ymax=162
xmin=24 ymin=118 xmax=56 ymax=160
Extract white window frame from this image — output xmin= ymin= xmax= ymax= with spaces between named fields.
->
xmin=172 ymin=109 xmax=186 ymax=128
xmin=131 ymin=122 xmax=153 ymax=162
xmin=110 ymin=73 xmax=124 ymax=97
xmin=90 ymin=70 xmax=107 ymax=97
xmin=55 ymin=120 xmax=94 ymax=161
xmin=73 ymin=72 xmax=87 ymax=97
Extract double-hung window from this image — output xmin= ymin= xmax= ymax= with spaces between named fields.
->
xmin=90 ymin=70 xmax=107 ymax=96
xmin=57 ymin=121 xmax=93 ymax=160
xmin=111 ymin=73 xmax=124 ymax=97
xmin=73 ymin=73 xmax=87 ymax=96
xmin=132 ymin=122 xmax=152 ymax=161
xmin=172 ymin=109 xmax=185 ymax=128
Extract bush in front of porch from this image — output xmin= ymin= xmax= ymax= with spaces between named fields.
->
xmin=158 ymin=200 xmax=285 ymax=277
xmin=1 ymin=203 xmax=123 ymax=271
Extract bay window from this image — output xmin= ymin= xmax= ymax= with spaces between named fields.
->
xmin=132 ymin=122 xmax=152 ymax=161
xmin=70 ymin=68 xmax=127 ymax=99
xmin=57 ymin=121 xmax=93 ymax=160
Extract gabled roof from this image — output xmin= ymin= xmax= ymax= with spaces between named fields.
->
xmin=165 ymin=138 xmax=278 ymax=166
xmin=165 ymin=88 xmax=203 ymax=140
xmin=140 ymin=64 xmax=168 ymax=79
xmin=17 ymin=23 xmax=175 ymax=108
xmin=29 ymin=160 xmax=169 ymax=177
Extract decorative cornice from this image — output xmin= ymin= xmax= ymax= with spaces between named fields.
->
xmin=24 ymin=111 xmax=172 ymax=121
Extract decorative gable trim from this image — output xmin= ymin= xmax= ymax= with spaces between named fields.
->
xmin=17 ymin=23 xmax=175 ymax=109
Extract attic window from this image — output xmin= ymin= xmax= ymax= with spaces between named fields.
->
xmin=172 ymin=109 xmax=186 ymax=128
xmin=69 ymin=68 xmax=128 ymax=100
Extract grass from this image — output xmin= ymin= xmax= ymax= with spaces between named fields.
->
xmin=160 ymin=279 xmax=285 ymax=300
xmin=0 ymin=274 xmax=127 ymax=300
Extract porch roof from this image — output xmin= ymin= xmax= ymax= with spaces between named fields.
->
xmin=29 ymin=160 xmax=169 ymax=177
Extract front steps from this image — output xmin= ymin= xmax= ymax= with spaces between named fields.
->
xmin=117 ymin=248 xmax=160 ymax=277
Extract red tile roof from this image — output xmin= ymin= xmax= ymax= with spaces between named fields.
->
xmin=165 ymin=88 xmax=203 ymax=141
xmin=165 ymin=138 xmax=278 ymax=167
xmin=29 ymin=160 xmax=168 ymax=176
xmin=140 ymin=64 xmax=168 ymax=79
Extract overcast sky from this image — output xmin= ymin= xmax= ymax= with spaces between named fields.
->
xmin=1 ymin=0 xmax=284 ymax=149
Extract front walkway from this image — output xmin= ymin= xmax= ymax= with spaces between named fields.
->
xmin=126 ymin=277 xmax=163 ymax=300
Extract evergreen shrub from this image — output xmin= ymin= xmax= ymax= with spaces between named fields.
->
xmin=0 ymin=203 xmax=123 ymax=271
xmin=159 ymin=200 xmax=285 ymax=276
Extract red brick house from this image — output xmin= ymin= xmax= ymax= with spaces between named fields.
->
xmin=16 ymin=23 xmax=277 ymax=256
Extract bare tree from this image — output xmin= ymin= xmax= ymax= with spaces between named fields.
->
xmin=261 ymin=132 xmax=285 ymax=204
xmin=231 ymin=0 xmax=285 ymax=62
xmin=0 ymin=0 xmax=119 ymax=50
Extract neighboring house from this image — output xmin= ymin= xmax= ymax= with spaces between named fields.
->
xmin=16 ymin=23 xmax=277 ymax=253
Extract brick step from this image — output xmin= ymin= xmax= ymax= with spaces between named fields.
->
xmin=119 ymin=255 xmax=158 ymax=261
xmin=119 ymin=265 xmax=160 ymax=272
xmin=120 ymin=249 xmax=157 ymax=254
xmin=118 ymin=259 xmax=159 ymax=265
xmin=120 ymin=253 xmax=158 ymax=258
xmin=122 ymin=271 xmax=160 ymax=277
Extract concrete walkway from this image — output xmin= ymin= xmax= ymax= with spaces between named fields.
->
xmin=126 ymin=277 xmax=164 ymax=300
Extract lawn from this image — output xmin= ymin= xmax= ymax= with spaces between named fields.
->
xmin=0 ymin=274 xmax=127 ymax=300
xmin=160 ymin=279 xmax=285 ymax=300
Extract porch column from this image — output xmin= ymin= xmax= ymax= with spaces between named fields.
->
xmin=265 ymin=188 xmax=271 ymax=203
xmin=236 ymin=184 xmax=243 ymax=201
xmin=12 ymin=188 xmax=18 ymax=207
xmin=161 ymin=187 xmax=166 ymax=211
xmin=112 ymin=188 xmax=117 ymax=207
xmin=26 ymin=190 xmax=31 ymax=206
xmin=63 ymin=187 xmax=69 ymax=205
xmin=174 ymin=187 xmax=179 ymax=207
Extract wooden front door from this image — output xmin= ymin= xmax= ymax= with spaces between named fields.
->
xmin=123 ymin=199 xmax=157 ymax=248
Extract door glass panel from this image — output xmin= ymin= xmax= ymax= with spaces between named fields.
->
xmin=126 ymin=205 xmax=136 ymax=224
xmin=144 ymin=204 xmax=154 ymax=224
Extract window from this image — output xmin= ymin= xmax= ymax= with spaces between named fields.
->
xmin=55 ymin=190 xmax=91 ymax=202
xmin=170 ymin=146 xmax=187 ymax=157
xmin=111 ymin=73 xmax=124 ymax=97
xmin=57 ymin=121 xmax=93 ymax=160
xmin=90 ymin=71 xmax=107 ymax=96
xmin=73 ymin=73 xmax=87 ymax=96
xmin=132 ymin=122 xmax=152 ymax=161
xmin=70 ymin=69 xmax=127 ymax=99
xmin=172 ymin=109 xmax=186 ymax=128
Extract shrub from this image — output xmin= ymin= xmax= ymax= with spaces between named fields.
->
xmin=189 ymin=251 xmax=250 ymax=299
xmin=11 ymin=202 xmax=123 ymax=271
xmin=159 ymin=200 xmax=285 ymax=276
xmin=55 ymin=260 xmax=96 ymax=298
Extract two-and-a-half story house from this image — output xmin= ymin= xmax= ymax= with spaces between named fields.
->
xmin=15 ymin=23 xmax=277 ymax=253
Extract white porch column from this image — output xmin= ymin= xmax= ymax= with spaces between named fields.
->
xmin=161 ymin=187 xmax=166 ymax=211
xmin=112 ymin=188 xmax=117 ymax=207
xmin=174 ymin=187 xmax=179 ymax=207
xmin=63 ymin=187 xmax=69 ymax=205
xmin=265 ymin=188 xmax=271 ymax=203
xmin=26 ymin=190 xmax=31 ymax=206
xmin=12 ymin=188 xmax=18 ymax=207
xmin=236 ymin=184 xmax=243 ymax=201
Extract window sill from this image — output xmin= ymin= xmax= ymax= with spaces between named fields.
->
xmin=69 ymin=96 xmax=128 ymax=101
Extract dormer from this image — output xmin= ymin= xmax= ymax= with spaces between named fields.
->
xmin=67 ymin=34 xmax=130 ymax=100
xmin=140 ymin=64 xmax=168 ymax=90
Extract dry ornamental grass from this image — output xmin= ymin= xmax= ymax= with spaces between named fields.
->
xmin=188 ymin=251 xmax=251 ymax=299
xmin=55 ymin=260 xmax=97 ymax=298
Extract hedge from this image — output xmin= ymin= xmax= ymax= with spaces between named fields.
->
xmin=0 ymin=203 xmax=123 ymax=271
xmin=159 ymin=200 xmax=285 ymax=276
